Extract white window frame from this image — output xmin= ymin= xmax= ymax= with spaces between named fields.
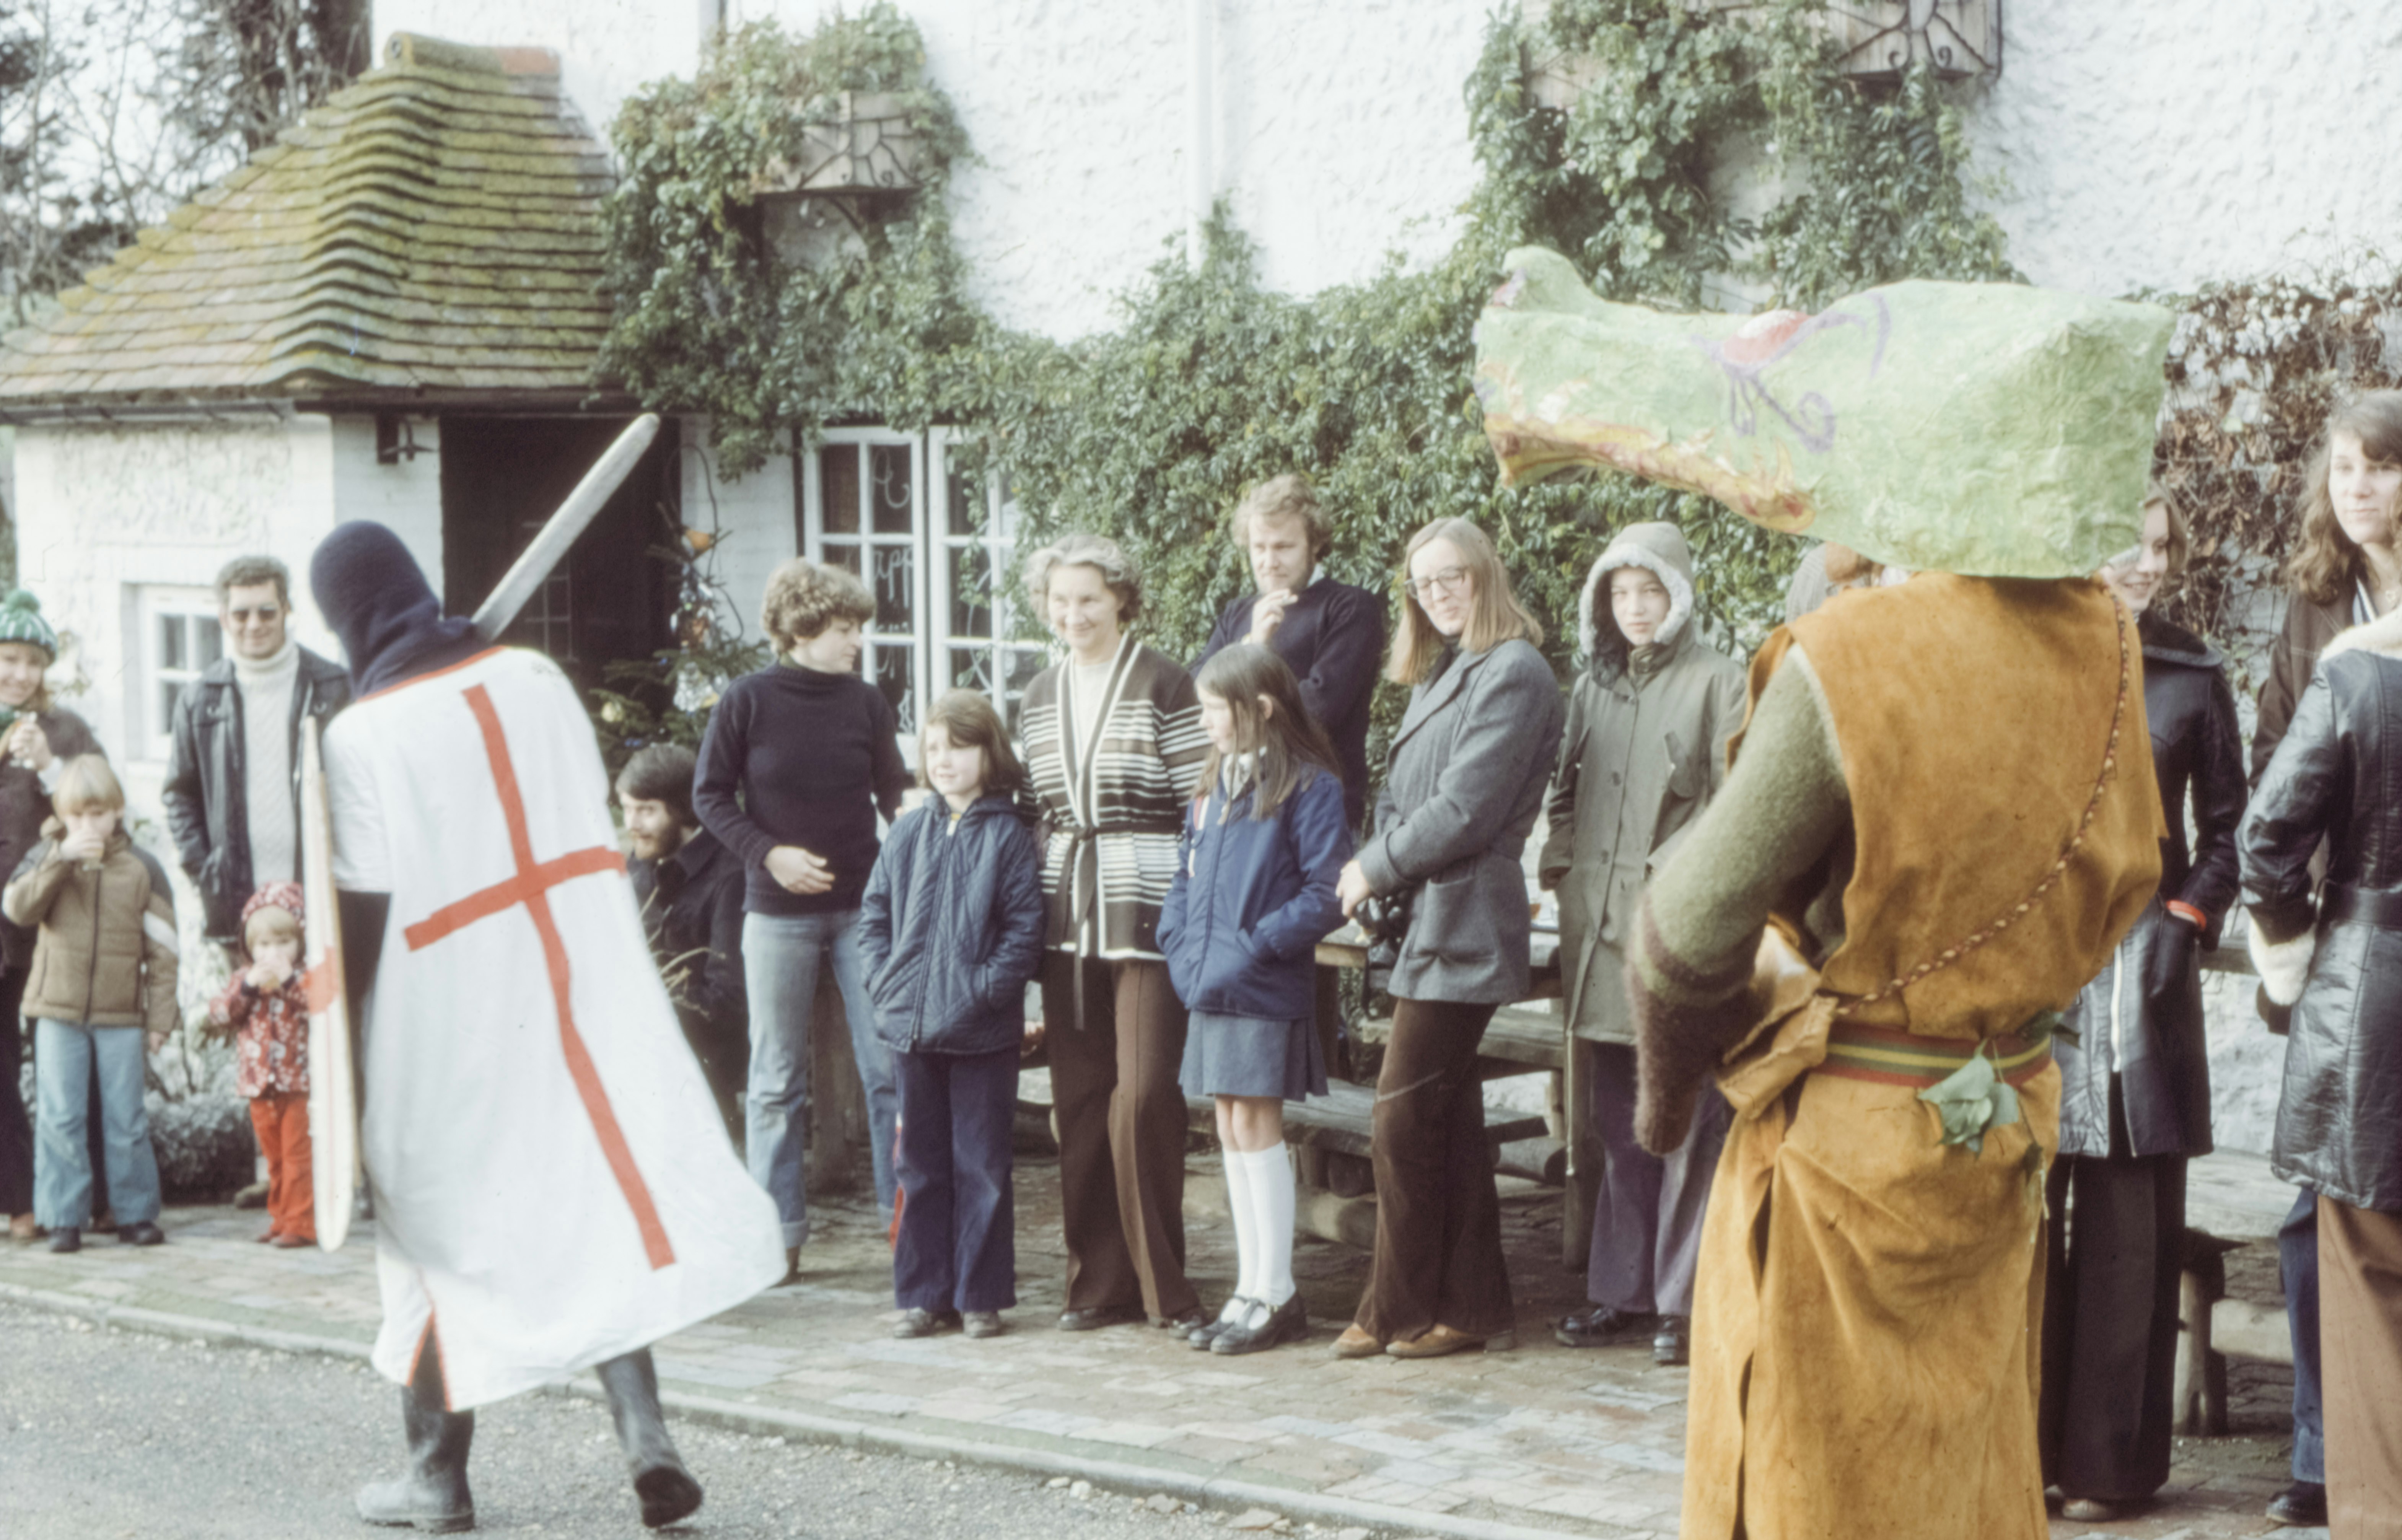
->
xmin=927 ymin=425 xmax=1046 ymax=730
xmin=134 ymin=584 xmax=224 ymax=762
xmin=800 ymin=427 xmax=931 ymax=752
xmin=797 ymin=427 xmax=1047 ymax=757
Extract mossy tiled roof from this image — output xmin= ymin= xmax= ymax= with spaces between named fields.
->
xmin=0 ymin=36 xmax=614 ymax=407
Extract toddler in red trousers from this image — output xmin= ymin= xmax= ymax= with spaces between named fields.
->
xmin=207 ymin=883 xmax=314 ymax=1247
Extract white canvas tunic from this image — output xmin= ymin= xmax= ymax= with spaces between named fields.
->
xmin=326 ymin=647 xmax=783 ymax=1410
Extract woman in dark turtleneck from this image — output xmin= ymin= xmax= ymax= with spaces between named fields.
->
xmin=1538 ymin=521 xmax=1746 ymax=1367
xmin=694 ymin=559 xmax=907 ymax=1281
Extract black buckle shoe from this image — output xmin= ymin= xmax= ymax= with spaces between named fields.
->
xmin=1553 ymin=1305 xmax=1658 ymax=1348
xmin=1189 ymin=1298 xmax=1252 ymax=1350
xmin=1213 ymin=1294 xmax=1309 ymax=1356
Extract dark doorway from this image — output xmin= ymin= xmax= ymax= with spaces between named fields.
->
xmin=438 ymin=415 xmax=677 ymax=695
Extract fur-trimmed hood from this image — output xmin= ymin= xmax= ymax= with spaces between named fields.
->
xmin=1579 ymin=521 xmax=1696 ymax=678
xmin=2317 ymin=601 xmax=2402 ymax=664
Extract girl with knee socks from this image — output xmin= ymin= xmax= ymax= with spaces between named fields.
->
xmin=1161 ymin=646 xmax=1351 ymax=1354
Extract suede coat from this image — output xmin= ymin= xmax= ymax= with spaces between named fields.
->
xmin=1678 ymin=575 xmax=2164 ymax=1540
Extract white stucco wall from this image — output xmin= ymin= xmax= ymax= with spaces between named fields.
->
xmin=1965 ymin=0 xmax=2402 ymax=296
xmin=680 ymin=415 xmax=796 ymax=649
xmin=376 ymin=0 xmax=1488 ymax=341
xmin=8 ymin=415 xmax=445 ymax=827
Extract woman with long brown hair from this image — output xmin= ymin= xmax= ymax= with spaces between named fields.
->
xmin=2257 ymin=391 xmax=2402 ymax=777
xmin=1160 ymin=644 xmax=1351 ymax=1356
xmin=2245 ymin=389 xmax=2402 ymax=1529
xmin=1331 ymin=518 xmax=1564 ymax=1358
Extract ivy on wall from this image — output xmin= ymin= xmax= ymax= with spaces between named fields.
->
xmin=595 ymin=7 xmax=976 ymax=477
xmin=598 ymin=1 xmax=2023 ymax=739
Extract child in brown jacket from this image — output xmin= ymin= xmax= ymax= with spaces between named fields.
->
xmin=207 ymin=883 xmax=313 ymax=1247
xmin=2 ymin=754 xmax=180 ymax=1252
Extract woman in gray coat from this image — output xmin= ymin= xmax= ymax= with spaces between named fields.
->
xmin=1334 ymin=518 xmax=1564 ymax=1359
xmin=1539 ymin=522 xmax=1746 ymax=1367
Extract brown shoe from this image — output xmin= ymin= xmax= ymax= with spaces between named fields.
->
xmin=256 ymin=1227 xmax=278 ymax=1244
xmin=1386 ymin=1325 xmax=1490 ymax=1359
xmin=1332 ymin=1323 xmax=1383 ymax=1359
xmin=271 ymin=1232 xmax=313 ymax=1249
xmin=8 ymin=1213 xmax=35 ymax=1244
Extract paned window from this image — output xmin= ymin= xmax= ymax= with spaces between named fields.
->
xmin=798 ymin=428 xmax=1044 ymax=755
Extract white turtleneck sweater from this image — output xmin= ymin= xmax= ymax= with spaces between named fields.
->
xmin=235 ymin=638 xmax=300 ymax=885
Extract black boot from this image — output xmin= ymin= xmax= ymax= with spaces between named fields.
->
xmin=355 ymin=1386 xmax=474 ymax=1532
xmin=597 ymin=1350 xmax=702 ymax=1529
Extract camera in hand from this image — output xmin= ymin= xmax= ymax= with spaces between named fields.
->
xmin=1354 ymin=892 xmax=1410 ymax=947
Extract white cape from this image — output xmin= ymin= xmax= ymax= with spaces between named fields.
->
xmin=326 ymin=646 xmax=782 ymax=1410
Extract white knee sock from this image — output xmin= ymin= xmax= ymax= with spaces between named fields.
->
xmin=1221 ymin=1147 xmax=1260 ymax=1312
xmin=1239 ymin=1144 xmax=1296 ymax=1308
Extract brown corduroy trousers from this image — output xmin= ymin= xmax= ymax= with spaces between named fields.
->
xmin=1043 ymin=954 xmax=1197 ymax=1320
xmin=2321 ymin=1194 xmax=2402 ymax=1539
xmin=1355 ymin=996 xmax=1512 ymax=1343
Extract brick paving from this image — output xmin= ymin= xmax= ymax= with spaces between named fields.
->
xmin=0 ymin=1150 xmax=2320 ymax=1539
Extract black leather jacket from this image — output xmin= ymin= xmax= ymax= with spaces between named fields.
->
xmin=2241 ymin=639 xmax=2402 ymax=1212
xmin=161 ymin=648 xmax=351 ymax=940
xmin=2058 ymin=616 xmax=2246 ymax=1159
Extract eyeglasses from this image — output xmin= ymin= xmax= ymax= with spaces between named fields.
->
xmin=1404 ymin=566 xmax=1470 ymax=600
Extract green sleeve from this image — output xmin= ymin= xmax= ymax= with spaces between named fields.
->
xmin=1633 ymin=648 xmax=1850 ymax=1007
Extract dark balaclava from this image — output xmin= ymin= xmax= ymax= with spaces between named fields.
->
xmin=310 ymin=522 xmax=484 ymax=697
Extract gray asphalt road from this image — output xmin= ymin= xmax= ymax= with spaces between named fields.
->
xmin=0 ymin=1303 xmax=1350 ymax=1539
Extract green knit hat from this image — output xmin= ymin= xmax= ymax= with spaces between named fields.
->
xmin=0 ymin=591 xmax=58 ymax=659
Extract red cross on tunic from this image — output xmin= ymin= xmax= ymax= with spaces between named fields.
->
xmin=401 ymin=682 xmax=675 ymax=1270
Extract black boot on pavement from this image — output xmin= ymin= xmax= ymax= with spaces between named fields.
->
xmin=47 ymin=1226 xmax=79 ymax=1253
xmin=2266 ymin=1480 xmax=2327 ymax=1527
xmin=598 ymin=1349 xmax=702 ymax=1529
xmin=355 ymin=1386 xmax=475 ymax=1533
xmin=1652 ymin=1316 xmax=1690 ymax=1366
xmin=1553 ymin=1305 xmax=1656 ymax=1349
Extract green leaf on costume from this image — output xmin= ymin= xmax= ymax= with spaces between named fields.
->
xmin=1917 ymin=1047 xmax=2021 ymax=1155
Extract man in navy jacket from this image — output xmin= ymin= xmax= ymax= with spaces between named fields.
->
xmin=1192 ymin=475 xmax=1384 ymax=830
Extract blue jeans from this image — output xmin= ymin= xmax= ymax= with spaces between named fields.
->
xmin=2279 ymin=1186 xmax=2325 ymax=1483
xmin=893 ymin=1045 xmax=1019 ymax=1313
xmin=33 ymin=1020 xmax=160 ymax=1229
xmin=742 ymin=909 xmax=896 ymax=1247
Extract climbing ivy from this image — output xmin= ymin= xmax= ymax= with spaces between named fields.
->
xmin=596 ymin=7 xmax=976 ymax=477
xmin=598 ymin=0 xmax=2022 ymax=734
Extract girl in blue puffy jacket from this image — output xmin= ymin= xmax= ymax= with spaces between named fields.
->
xmin=1159 ymin=645 xmax=1352 ymax=1356
xmin=859 ymin=689 xmax=1047 ymax=1341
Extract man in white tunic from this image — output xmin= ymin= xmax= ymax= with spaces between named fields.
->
xmin=312 ymin=523 xmax=783 ymax=1533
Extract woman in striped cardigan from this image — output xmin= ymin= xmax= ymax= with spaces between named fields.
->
xmin=1019 ymin=532 xmax=1211 ymax=1332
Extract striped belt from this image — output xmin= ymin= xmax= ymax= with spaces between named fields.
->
xmin=1817 ymin=1021 xmax=2052 ymax=1089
